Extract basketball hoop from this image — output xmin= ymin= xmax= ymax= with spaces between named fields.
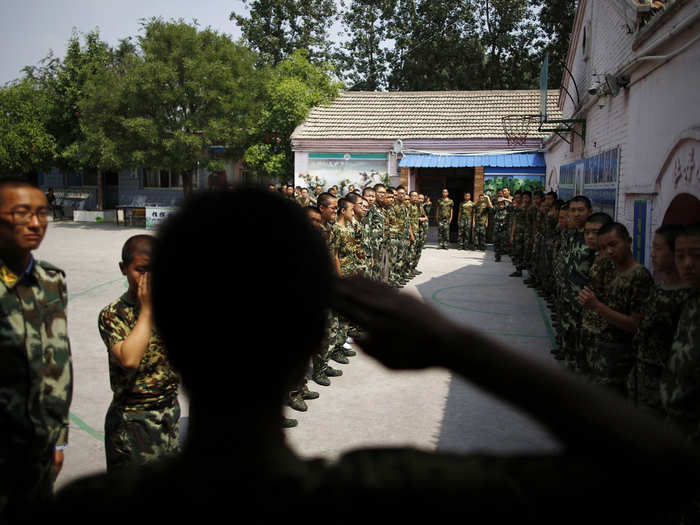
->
xmin=502 ymin=115 xmax=540 ymax=147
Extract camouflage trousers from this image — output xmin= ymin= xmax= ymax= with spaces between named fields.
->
xmin=474 ymin=224 xmax=487 ymax=250
xmin=438 ymin=219 xmax=450 ymax=248
xmin=512 ymin=230 xmax=525 ymax=269
xmin=105 ymin=395 xmax=180 ymax=473
xmin=494 ymin=229 xmax=508 ymax=258
xmin=627 ymin=361 xmax=665 ymax=416
xmin=458 ymin=221 xmax=473 ymax=249
xmin=387 ymin=238 xmax=401 ymax=284
xmin=398 ymin=236 xmax=411 ymax=278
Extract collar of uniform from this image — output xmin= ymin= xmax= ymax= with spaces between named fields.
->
xmin=120 ymin=291 xmax=138 ymax=307
xmin=0 ymin=255 xmax=35 ymax=288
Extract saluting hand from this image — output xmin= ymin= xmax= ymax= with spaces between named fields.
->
xmin=137 ymin=272 xmax=152 ymax=312
xmin=330 ymin=276 xmax=461 ymax=370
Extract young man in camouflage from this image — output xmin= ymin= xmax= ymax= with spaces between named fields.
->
xmin=457 ymin=192 xmax=475 ymax=250
xmin=99 ymin=235 xmax=180 ymax=472
xmin=493 ymin=198 xmax=509 ymax=262
xmin=509 ymin=192 xmax=529 ymax=277
xmin=364 ymin=186 xmax=385 ymax=282
xmin=579 ymin=222 xmax=654 ymax=393
xmin=436 ymin=189 xmax=454 ymax=249
xmin=660 ymin=223 xmax=700 ymax=442
xmin=550 ymin=202 xmax=571 ymax=360
xmin=394 ymin=187 xmax=414 ymax=284
xmin=473 ymin=194 xmax=492 ymax=251
xmin=312 ymin=192 xmax=343 ymax=387
xmin=558 ymin=196 xmax=593 ymax=372
xmin=384 ymin=188 xmax=403 ymax=286
xmin=630 ymin=224 xmax=693 ymax=416
xmin=0 ymin=179 xmax=73 ymax=521
xmin=409 ymin=191 xmax=426 ymax=276
xmin=296 ymin=187 xmax=311 ymax=207
xmin=522 ymin=191 xmax=539 ymax=283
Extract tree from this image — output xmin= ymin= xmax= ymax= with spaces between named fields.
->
xmin=244 ymin=49 xmax=341 ymax=181
xmin=0 ymin=79 xmax=56 ymax=177
xmin=536 ymin=0 xmax=577 ymax=90
xmin=335 ymin=0 xmax=393 ymax=91
xmin=386 ymin=0 xmax=483 ymax=91
xmin=121 ymin=18 xmax=264 ymax=199
xmin=230 ymin=0 xmax=338 ymax=65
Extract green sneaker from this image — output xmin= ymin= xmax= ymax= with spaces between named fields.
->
xmin=330 ymin=349 xmax=349 ymax=365
xmin=302 ymin=384 xmax=320 ymax=400
xmin=311 ymin=372 xmax=331 ymax=386
xmin=282 ymin=417 xmax=298 ymax=428
xmin=287 ymin=393 xmax=308 ymax=412
xmin=325 ymin=366 xmax=343 ymax=377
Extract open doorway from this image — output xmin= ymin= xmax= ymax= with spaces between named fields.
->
xmin=417 ymin=168 xmax=475 ymax=240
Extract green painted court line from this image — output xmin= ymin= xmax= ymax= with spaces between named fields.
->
xmin=47 ymin=277 xmax=126 ymax=305
xmin=70 ymin=412 xmax=104 ymax=442
xmin=431 ymin=286 xmax=510 ymax=316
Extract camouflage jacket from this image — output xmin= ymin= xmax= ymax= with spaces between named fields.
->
xmin=524 ymin=206 xmax=537 ymax=240
xmin=580 ymin=255 xmax=617 ymax=349
xmin=366 ymin=205 xmax=386 ymax=251
xmin=331 ymin=222 xmax=366 ymax=276
xmin=408 ymin=203 xmax=421 ymax=233
xmin=660 ymin=291 xmax=700 ymax=443
xmin=563 ymin=230 xmax=596 ymax=301
xmin=633 ymin=283 xmax=694 ymax=368
xmin=354 ymin=217 xmax=373 ymax=270
xmin=99 ymin=293 xmax=179 ymax=409
xmin=459 ymin=201 xmax=475 ymax=223
xmin=0 ymin=257 xmax=73 ymax=453
xmin=493 ymin=209 xmax=508 ymax=232
xmin=384 ymin=204 xmax=402 ymax=239
xmin=437 ymin=198 xmax=453 ymax=221
xmin=474 ymin=202 xmax=489 ymax=226
xmin=512 ymin=206 xmax=527 ymax=235
xmin=396 ymin=203 xmax=412 ymax=240
xmin=295 ymin=197 xmax=311 ymax=207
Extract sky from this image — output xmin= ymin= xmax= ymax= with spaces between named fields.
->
xmin=0 ymin=0 xmax=249 ymax=85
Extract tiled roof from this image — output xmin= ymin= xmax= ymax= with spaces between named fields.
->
xmin=292 ymin=90 xmax=562 ymax=140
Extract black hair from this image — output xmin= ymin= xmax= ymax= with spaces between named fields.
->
xmin=0 ymin=177 xmax=37 ymax=206
xmin=586 ymin=212 xmax=613 ymax=226
xmin=304 ymin=206 xmax=321 ymax=215
xmin=514 ymin=190 xmax=522 ymax=196
xmin=121 ymin=235 xmax=158 ymax=266
xmin=547 ymin=190 xmax=558 ymax=199
xmin=598 ymin=222 xmax=630 ymax=240
xmin=571 ymin=195 xmax=593 ymax=210
xmin=317 ymin=192 xmax=336 ymax=208
xmin=522 ymin=191 xmax=532 ymax=198
xmin=153 ymin=188 xmax=332 ymax=400
xmin=386 ymin=187 xmax=396 ymax=194
xmin=553 ymin=199 xmax=565 ymax=211
xmin=533 ymin=190 xmax=544 ymax=197
xmin=653 ymin=224 xmax=683 ymax=252
xmin=363 ymin=187 xmax=376 ymax=196
xmin=678 ymin=222 xmax=700 ymax=241
xmin=372 ymin=183 xmax=385 ymax=191
xmin=396 ymin=185 xmax=406 ymax=192
xmin=345 ymin=193 xmax=361 ymax=204
xmin=561 ymin=202 xmax=570 ymax=211
xmin=337 ymin=198 xmax=353 ymax=211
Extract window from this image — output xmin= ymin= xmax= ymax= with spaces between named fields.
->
xmin=144 ymin=168 xmax=197 ymax=189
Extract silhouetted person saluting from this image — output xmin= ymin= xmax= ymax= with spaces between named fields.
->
xmin=45 ymin=188 xmax=700 ymax=524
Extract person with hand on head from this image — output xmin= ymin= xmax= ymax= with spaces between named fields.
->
xmin=98 ymin=235 xmax=181 ymax=472
xmin=0 ymin=178 xmax=73 ymax=523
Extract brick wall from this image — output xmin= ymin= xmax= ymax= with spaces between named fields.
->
xmin=474 ymin=166 xmax=484 ymax=197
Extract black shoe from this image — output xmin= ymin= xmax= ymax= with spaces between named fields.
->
xmin=287 ymin=393 xmax=308 ymax=412
xmin=325 ymin=366 xmax=343 ymax=377
xmin=302 ymin=384 xmax=320 ymax=400
xmin=343 ymin=347 xmax=357 ymax=357
xmin=509 ymin=271 xmax=522 ymax=277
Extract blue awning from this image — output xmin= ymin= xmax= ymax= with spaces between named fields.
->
xmin=399 ymin=152 xmax=545 ymax=169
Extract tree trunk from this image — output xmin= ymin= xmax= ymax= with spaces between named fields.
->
xmin=96 ymin=168 xmax=104 ymax=211
xmin=182 ymin=169 xmax=193 ymax=201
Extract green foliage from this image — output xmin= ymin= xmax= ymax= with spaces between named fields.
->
xmin=243 ymin=49 xmax=341 ymax=181
xmin=0 ymin=79 xmax=56 ymax=175
xmin=231 ymin=0 xmax=338 ymax=65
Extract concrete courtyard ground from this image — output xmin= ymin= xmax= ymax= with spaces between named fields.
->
xmin=33 ymin=222 xmax=561 ymax=492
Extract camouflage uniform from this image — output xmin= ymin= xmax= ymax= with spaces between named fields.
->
xmin=493 ymin=208 xmax=509 ymax=260
xmin=585 ymin=264 xmax=654 ymax=394
xmin=630 ymin=283 xmax=694 ymax=415
xmin=523 ymin=205 xmax=537 ymax=272
xmin=295 ymin=196 xmax=311 ymax=207
xmin=511 ymin=206 xmax=527 ymax=270
xmin=458 ymin=201 xmax=475 ymax=250
xmin=473 ymin=201 xmax=489 ymax=250
xmin=538 ymin=212 xmax=558 ymax=298
xmin=396 ymin=202 xmax=412 ymax=282
xmin=365 ymin=204 xmax=386 ymax=282
xmin=437 ymin=198 xmax=454 ymax=249
xmin=660 ymin=291 xmax=700 ymax=443
xmin=99 ymin=293 xmax=181 ymax=472
xmin=384 ymin=205 xmax=403 ymax=285
xmin=0 ymin=258 xmax=73 ymax=517
xmin=407 ymin=202 xmax=421 ymax=274
xmin=560 ymin=230 xmax=596 ymax=373
xmin=313 ymin=222 xmax=340 ymax=383
xmin=530 ymin=209 xmax=545 ymax=282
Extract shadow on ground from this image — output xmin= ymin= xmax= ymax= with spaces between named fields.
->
xmin=415 ymin=245 xmax=562 ymax=455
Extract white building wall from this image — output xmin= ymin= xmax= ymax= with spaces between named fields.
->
xmin=549 ymin=0 xmax=700 ymax=257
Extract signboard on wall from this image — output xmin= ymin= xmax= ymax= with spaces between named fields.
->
xmin=145 ymin=206 xmax=178 ymax=230
xmin=484 ymin=175 xmax=545 ymax=195
xmin=299 ymin=153 xmax=389 ymax=191
xmin=559 ymin=147 xmax=619 ymax=218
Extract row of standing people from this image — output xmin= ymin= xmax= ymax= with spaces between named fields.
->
xmin=498 ymin=188 xmax=700 ymax=449
xmin=284 ymin=184 xmax=433 ymax=426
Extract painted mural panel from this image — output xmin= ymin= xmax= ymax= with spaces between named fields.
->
xmin=299 ymin=153 xmax=389 ymax=191
xmin=484 ymin=175 xmax=545 ymax=195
